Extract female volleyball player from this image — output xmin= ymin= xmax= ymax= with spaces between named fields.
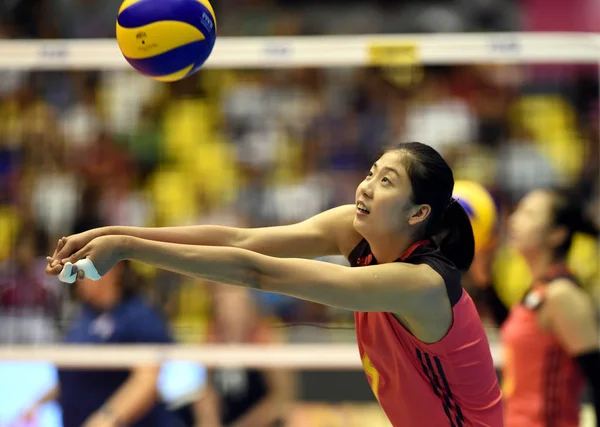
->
xmin=47 ymin=142 xmax=503 ymax=427
xmin=502 ymin=188 xmax=600 ymax=427
xmin=28 ymin=261 xmax=179 ymax=427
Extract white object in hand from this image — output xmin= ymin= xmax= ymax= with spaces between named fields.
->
xmin=58 ymin=259 xmax=102 ymax=284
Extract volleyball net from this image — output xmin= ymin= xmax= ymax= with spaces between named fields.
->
xmin=0 ymin=32 xmax=598 ymax=426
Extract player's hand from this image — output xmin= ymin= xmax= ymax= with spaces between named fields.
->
xmin=46 ymin=237 xmax=67 ymax=276
xmin=64 ymin=235 xmax=127 ymax=279
xmin=46 ymin=230 xmax=106 ymax=276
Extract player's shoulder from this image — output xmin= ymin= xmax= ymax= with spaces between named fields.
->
xmin=312 ymin=204 xmax=356 ymax=225
xmin=545 ymin=277 xmax=587 ymax=304
xmin=311 ymin=205 xmax=362 ymax=257
xmin=403 ymin=242 xmax=463 ymax=306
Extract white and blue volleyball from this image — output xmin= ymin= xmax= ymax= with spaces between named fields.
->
xmin=453 ymin=180 xmax=498 ymax=252
xmin=116 ymin=0 xmax=217 ymax=82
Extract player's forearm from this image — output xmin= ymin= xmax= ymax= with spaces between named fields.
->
xmin=228 ymin=395 xmax=286 ymax=427
xmin=231 ymin=370 xmax=293 ymax=427
xmin=120 ymin=236 xmax=360 ymax=309
xmin=196 ymin=386 xmax=223 ymax=427
xmin=37 ymin=385 xmax=59 ymax=405
xmin=105 ymin=224 xmax=243 ymax=248
xmin=102 ymin=368 xmax=159 ymax=424
xmin=121 ymin=236 xmax=262 ymax=288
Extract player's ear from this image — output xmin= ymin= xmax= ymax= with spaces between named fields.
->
xmin=408 ymin=204 xmax=431 ymax=226
xmin=548 ymin=225 xmax=568 ymax=250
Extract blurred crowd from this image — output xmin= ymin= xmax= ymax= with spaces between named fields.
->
xmin=0 ymin=62 xmax=598 ymax=345
xmin=0 ymin=0 xmax=599 ymax=348
xmin=0 ymin=0 xmax=520 ymax=38
xmin=1 ymin=0 xmax=599 ymax=38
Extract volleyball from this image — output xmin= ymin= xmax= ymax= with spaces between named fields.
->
xmin=116 ymin=0 xmax=217 ymax=82
xmin=453 ymin=180 xmax=498 ymax=252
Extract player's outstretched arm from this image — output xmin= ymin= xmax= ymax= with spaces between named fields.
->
xmin=64 ymin=234 xmax=447 ymax=316
xmin=48 ymin=205 xmax=359 ymax=275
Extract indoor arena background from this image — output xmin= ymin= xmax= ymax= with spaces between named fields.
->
xmin=0 ymin=0 xmax=598 ymax=426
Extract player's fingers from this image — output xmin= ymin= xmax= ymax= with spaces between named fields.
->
xmin=55 ymin=237 xmax=67 ymax=256
xmin=55 ymin=240 xmax=75 ymax=261
xmin=46 ymin=265 xmax=63 ymax=276
xmin=48 ymin=239 xmax=62 ymax=264
xmin=64 ymin=245 xmax=89 ymax=265
xmin=46 ymin=256 xmax=61 ymax=266
xmin=52 ymin=238 xmax=62 ymax=256
xmin=45 ymin=257 xmax=62 ymax=276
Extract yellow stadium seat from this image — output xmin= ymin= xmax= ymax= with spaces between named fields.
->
xmin=192 ymin=137 xmax=239 ymax=206
xmin=162 ymin=99 xmax=214 ymax=164
xmin=0 ymin=206 xmax=20 ymax=261
xmin=147 ymin=167 xmax=199 ymax=226
xmin=511 ymin=96 xmax=585 ymax=180
xmin=172 ymin=279 xmax=210 ymax=343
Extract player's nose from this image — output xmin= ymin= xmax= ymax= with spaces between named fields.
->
xmin=358 ymin=180 xmax=374 ymax=199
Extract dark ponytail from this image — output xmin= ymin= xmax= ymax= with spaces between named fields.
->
xmin=549 ymin=189 xmax=600 ymax=257
xmin=436 ymin=200 xmax=475 ymax=273
xmin=386 ymin=142 xmax=475 ymax=273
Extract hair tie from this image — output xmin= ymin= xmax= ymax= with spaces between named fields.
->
xmin=445 ymin=198 xmax=458 ymax=210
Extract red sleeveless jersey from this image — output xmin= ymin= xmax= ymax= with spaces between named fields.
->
xmin=351 ymin=239 xmax=503 ymax=427
xmin=501 ymin=265 xmax=585 ymax=427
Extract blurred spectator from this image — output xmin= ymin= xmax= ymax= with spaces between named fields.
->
xmin=401 ymin=68 xmax=477 ymax=161
xmin=18 ymin=261 xmax=181 ymax=426
xmin=496 ymin=122 xmax=559 ymax=205
xmin=60 ymin=73 xmax=103 ymax=150
xmin=223 ymin=72 xmax=281 ymax=172
xmin=197 ymin=286 xmax=294 ymax=427
xmin=0 ymin=22 xmax=26 ymax=99
xmin=0 ymin=223 xmax=58 ymax=344
xmin=29 ymin=145 xmax=80 ymax=240
xmin=53 ymin=0 xmax=123 ymax=38
xmin=7 ymin=0 xmax=60 ymax=38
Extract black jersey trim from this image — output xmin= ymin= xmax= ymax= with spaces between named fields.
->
xmin=416 ymin=349 xmax=465 ymax=427
xmin=347 ymin=239 xmax=463 ymax=307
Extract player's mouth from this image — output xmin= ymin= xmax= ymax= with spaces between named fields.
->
xmin=356 ymin=202 xmax=370 ymax=215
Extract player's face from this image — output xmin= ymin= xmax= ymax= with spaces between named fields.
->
xmin=508 ymin=190 xmax=555 ymax=255
xmin=353 ymin=150 xmax=415 ymax=237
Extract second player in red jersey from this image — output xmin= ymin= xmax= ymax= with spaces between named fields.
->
xmin=502 ymin=189 xmax=600 ymax=427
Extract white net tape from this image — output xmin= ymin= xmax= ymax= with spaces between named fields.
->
xmin=0 ymin=343 xmax=503 ymax=368
xmin=0 ymin=33 xmax=598 ymax=70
